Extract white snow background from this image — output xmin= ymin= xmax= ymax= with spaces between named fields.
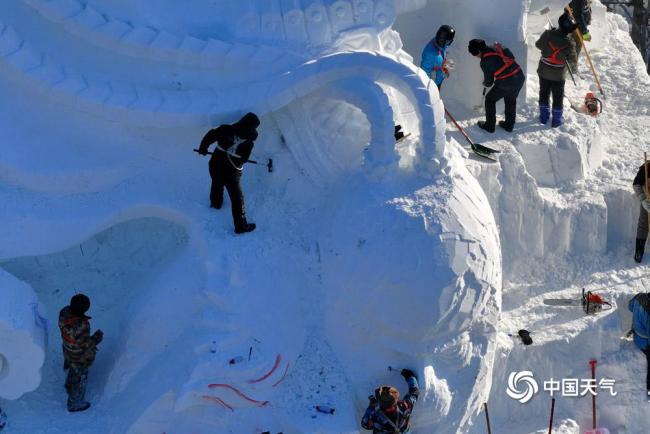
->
xmin=0 ymin=0 xmax=649 ymax=433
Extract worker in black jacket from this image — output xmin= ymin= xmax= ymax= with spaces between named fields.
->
xmin=468 ymin=39 xmax=526 ymax=133
xmin=198 ymin=113 xmax=260 ymax=234
xmin=567 ymin=0 xmax=592 ymax=56
xmin=535 ymin=12 xmax=579 ymax=127
xmin=633 ymin=162 xmax=650 ymax=262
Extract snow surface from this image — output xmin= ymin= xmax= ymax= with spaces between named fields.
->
xmin=1 ymin=0 xmax=650 ymax=433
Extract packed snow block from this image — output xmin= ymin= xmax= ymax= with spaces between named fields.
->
xmin=303 ymin=1 xmax=332 ymax=47
xmin=159 ymin=90 xmax=190 ymax=112
xmin=55 ymin=73 xmax=88 ymax=95
xmin=151 ymin=31 xmax=182 ymax=53
xmin=69 ymin=5 xmax=107 ymax=30
xmin=8 ymin=43 xmax=43 ymax=72
xmin=97 ymin=19 xmax=133 ymax=40
xmin=120 ymin=27 xmax=158 ymax=52
xmin=320 ymin=151 xmax=501 ymax=432
xmin=0 ymin=27 xmax=23 ymax=57
xmin=328 ymin=1 xmax=354 ymax=34
xmin=80 ymin=83 xmax=113 ymax=104
xmin=177 ymin=35 xmax=207 ymax=63
xmin=130 ymin=88 xmax=164 ymax=112
xmin=36 ymin=0 xmax=83 ymax=23
xmin=29 ymin=55 xmax=65 ymax=86
xmin=281 ymin=5 xmax=308 ymax=47
xmin=0 ymin=269 xmax=46 ymax=400
xmin=105 ymin=83 xmax=138 ymax=108
xmin=604 ymin=189 xmax=638 ymax=250
xmin=352 ymin=0 xmax=374 ymax=26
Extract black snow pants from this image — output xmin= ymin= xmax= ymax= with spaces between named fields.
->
xmin=539 ymin=77 xmax=566 ymax=110
xmin=637 ymin=204 xmax=649 ymax=241
xmin=484 ymin=80 xmax=525 ymax=130
xmin=209 ymin=163 xmax=247 ymax=230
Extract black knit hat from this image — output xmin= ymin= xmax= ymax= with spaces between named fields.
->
xmin=468 ymin=39 xmax=487 ymax=56
xmin=70 ymin=294 xmax=90 ymax=316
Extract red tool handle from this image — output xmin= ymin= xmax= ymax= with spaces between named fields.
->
xmin=590 ymin=359 xmax=597 ymax=429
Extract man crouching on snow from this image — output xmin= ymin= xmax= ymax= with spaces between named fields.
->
xmin=58 ymin=294 xmax=103 ymax=412
xmin=629 ymin=293 xmax=650 ymax=398
xmin=361 ymin=369 xmax=419 ymax=433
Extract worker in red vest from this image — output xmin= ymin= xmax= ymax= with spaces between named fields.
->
xmin=468 ymin=39 xmax=525 ymax=133
xmin=535 ymin=12 xmax=579 ymax=127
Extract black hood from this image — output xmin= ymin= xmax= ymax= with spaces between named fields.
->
xmin=234 ymin=112 xmax=260 ymax=140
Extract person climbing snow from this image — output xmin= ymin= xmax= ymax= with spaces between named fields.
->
xmin=197 ymin=112 xmax=260 ymax=234
xmin=420 ymin=25 xmax=455 ymax=89
xmin=628 ymin=292 xmax=650 ymax=398
xmin=632 ymin=161 xmax=650 ymax=262
xmin=566 ymin=0 xmax=592 ymax=56
xmin=535 ymin=12 xmax=579 ymax=128
xmin=361 ymin=368 xmax=419 ymax=433
xmin=58 ymin=294 xmax=103 ymax=412
xmin=468 ymin=39 xmax=525 ymax=133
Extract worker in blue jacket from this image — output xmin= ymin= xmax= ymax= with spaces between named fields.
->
xmin=629 ymin=293 xmax=650 ymax=397
xmin=420 ymin=25 xmax=455 ymax=89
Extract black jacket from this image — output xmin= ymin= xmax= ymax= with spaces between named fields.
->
xmin=479 ymin=44 xmax=525 ymax=90
xmin=569 ymin=0 xmax=592 ymax=34
xmin=198 ymin=113 xmax=260 ymax=176
xmin=536 ymin=28 xmax=578 ymax=81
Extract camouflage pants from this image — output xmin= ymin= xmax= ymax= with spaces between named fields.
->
xmin=65 ymin=365 xmax=88 ymax=410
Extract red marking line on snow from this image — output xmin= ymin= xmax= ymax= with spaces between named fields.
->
xmin=207 ymin=383 xmax=270 ymax=407
xmin=248 ymin=354 xmax=282 ymax=384
xmin=202 ymin=394 xmax=234 ymax=412
xmin=272 ymin=362 xmax=290 ymax=387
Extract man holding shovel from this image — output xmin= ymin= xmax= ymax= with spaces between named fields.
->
xmin=633 ymin=160 xmax=650 ymax=262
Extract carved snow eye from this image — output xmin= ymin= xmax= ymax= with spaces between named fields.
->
xmin=357 ymin=2 xmax=369 ymax=13
xmin=376 ymin=13 xmax=387 ymax=25
xmin=287 ymin=12 xmax=299 ymax=24
xmin=310 ymin=10 xmax=322 ymax=22
xmin=336 ymin=6 xmax=346 ymax=17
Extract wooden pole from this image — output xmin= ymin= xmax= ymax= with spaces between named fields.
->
xmin=643 ymin=152 xmax=650 ymax=231
xmin=548 ymin=398 xmax=556 ymax=434
xmin=565 ymin=6 xmax=605 ymax=98
xmin=483 ymin=402 xmax=492 ymax=434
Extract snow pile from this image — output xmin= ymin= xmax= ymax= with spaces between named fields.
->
xmin=0 ymin=269 xmax=46 ymax=400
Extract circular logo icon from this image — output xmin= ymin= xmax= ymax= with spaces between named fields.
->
xmin=506 ymin=371 xmax=539 ymax=404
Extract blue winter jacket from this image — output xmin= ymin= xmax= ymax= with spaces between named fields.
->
xmin=629 ymin=293 xmax=650 ymax=351
xmin=420 ymin=39 xmax=448 ymax=87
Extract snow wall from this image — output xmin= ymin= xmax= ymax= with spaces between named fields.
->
xmin=394 ymin=0 xmax=530 ymax=109
xmin=0 ymin=269 xmax=46 ymax=400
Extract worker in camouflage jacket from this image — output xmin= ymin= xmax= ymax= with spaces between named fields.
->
xmin=58 ymin=294 xmax=103 ymax=412
xmin=361 ymin=369 xmax=419 ymax=433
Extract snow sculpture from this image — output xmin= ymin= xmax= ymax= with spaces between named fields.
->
xmin=321 ymin=146 xmax=502 ymax=432
xmin=0 ymin=0 xmax=503 ymax=431
xmin=0 ymin=269 xmax=46 ymax=400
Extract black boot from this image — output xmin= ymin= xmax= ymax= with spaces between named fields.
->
xmin=478 ymin=121 xmax=495 ymax=133
xmin=635 ymin=238 xmax=646 ymax=263
xmin=235 ymin=222 xmax=256 ymax=234
xmin=498 ymin=120 xmax=513 ymax=132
